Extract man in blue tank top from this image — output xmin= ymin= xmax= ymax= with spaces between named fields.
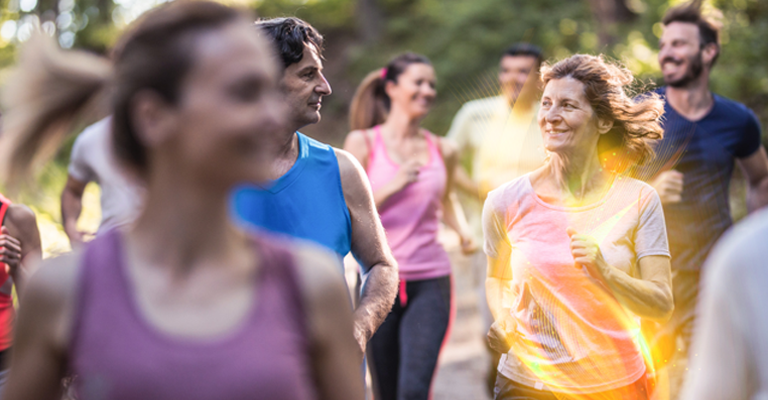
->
xmin=230 ymin=17 xmax=397 ymax=356
xmin=633 ymin=2 xmax=768 ymax=377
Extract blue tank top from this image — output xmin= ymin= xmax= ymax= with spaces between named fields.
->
xmin=230 ymin=132 xmax=352 ymax=265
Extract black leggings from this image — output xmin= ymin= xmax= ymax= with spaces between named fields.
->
xmin=368 ymin=275 xmax=452 ymax=400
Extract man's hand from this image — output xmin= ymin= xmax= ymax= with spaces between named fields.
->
xmin=0 ymin=227 xmax=22 ymax=276
xmin=459 ymin=234 xmax=478 ymax=255
xmin=487 ymin=315 xmax=517 ymax=354
xmin=63 ymin=221 xmax=93 ymax=249
xmin=651 ymin=170 xmax=684 ymax=204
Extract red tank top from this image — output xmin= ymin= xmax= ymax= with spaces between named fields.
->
xmin=0 ymin=194 xmax=13 ymax=351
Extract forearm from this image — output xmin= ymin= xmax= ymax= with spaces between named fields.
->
xmin=603 ymin=266 xmax=673 ymax=321
xmin=746 ymin=177 xmax=768 ymax=212
xmin=353 ymin=260 xmax=398 ymax=341
xmin=453 ymin=166 xmax=478 ymax=197
xmin=60 ymin=191 xmax=83 ymax=237
xmin=486 ymin=277 xmax=512 ymax=321
xmin=442 ymin=192 xmax=469 ymax=238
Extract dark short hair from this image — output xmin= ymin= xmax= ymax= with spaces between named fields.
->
xmin=502 ymin=43 xmax=544 ymax=66
xmin=662 ymin=2 xmax=720 ymax=66
xmin=256 ymin=17 xmax=324 ymax=69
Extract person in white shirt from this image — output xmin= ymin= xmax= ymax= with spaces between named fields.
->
xmin=61 ymin=117 xmax=145 ymax=247
xmin=446 ymin=43 xmax=547 ymax=392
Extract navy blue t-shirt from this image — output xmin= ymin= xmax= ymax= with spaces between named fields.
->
xmin=633 ymin=87 xmax=762 ymax=271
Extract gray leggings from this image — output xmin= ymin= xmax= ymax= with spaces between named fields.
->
xmin=368 ymin=276 xmax=452 ymax=400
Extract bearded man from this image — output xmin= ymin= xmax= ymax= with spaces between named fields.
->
xmin=635 ymin=1 xmax=768 ymax=369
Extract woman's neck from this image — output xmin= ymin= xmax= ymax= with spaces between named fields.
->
xmin=129 ymin=163 xmax=248 ymax=274
xmin=547 ymin=147 xmax=611 ymax=201
xmin=381 ymin=106 xmax=421 ymax=140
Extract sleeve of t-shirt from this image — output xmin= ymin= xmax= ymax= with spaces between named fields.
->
xmin=446 ymin=104 xmax=472 ymax=153
xmin=634 ymin=188 xmax=670 ymax=259
xmin=483 ymin=189 xmax=511 ymax=259
xmin=68 ymin=134 xmax=95 ymax=183
xmin=734 ymin=109 xmax=762 ymax=159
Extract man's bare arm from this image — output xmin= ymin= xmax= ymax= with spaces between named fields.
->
xmin=335 ymin=149 xmax=398 ymax=353
xmin=737 ymin=147 xmax=768 ymax=212
xmin=61 ymin=175 xmax=88 ymax=248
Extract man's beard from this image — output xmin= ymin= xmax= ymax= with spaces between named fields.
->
xmin=664 ymin=51 xmax=704 ymax=88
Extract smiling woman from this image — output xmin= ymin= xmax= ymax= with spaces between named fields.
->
xmin=344 ymin=53 xmax=475 ymax=400
xmin=0 ymin=2 xmax=363 ymax=400
xmin=484 ymin=54 xmax=673 ymax=400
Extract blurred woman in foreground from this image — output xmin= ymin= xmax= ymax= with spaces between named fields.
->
xmin=484 ymin=54 xmax=673 ymax=400
xmin=0 ymin=2 xmax=362 ymax=399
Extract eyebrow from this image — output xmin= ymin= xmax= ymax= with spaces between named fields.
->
xmin=298 ymin=65 xmax=320 ymax=74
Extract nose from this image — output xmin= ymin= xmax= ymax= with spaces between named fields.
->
xmin=316 ymin=72 xmax=332 ymax=96
xmin=544 ymin=105 xmax=562 ymax=124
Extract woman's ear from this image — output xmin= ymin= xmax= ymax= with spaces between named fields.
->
xmin=130 ymin=89 xmax=178 ymax=148
xmin=384 ymin=80 xmax=397 ymax=99
xmin=597 ymin=118 xmax=614 ymax=135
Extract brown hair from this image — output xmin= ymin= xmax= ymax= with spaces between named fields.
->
xmin=662 ymin=1 xmax=720 ymax=66
xmin=348 ymin=52 xmax=431 ymax=131
xmin=0 ymin=1 xmax=251 ymax=189
xmin=540 ymin=54 xmax=664 ymax=169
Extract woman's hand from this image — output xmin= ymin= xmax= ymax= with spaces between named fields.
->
xmin=0 ymin=227 xmax=23 ymax=276
xmin=389 ymin=160 xmax=421 ymax=193
xmin=487 ymin=314 xmax=517 ymax=354
xmin=567 ymin=227 xmax=612 ymax=281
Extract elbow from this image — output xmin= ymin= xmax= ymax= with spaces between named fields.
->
xmin=649 ymin=288 xmax=675 ymax=322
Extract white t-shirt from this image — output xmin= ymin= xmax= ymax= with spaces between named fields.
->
xmin=68 ymin=117 xmax=144 ymax=234
xmin=483 ymin=174 xmax=669 ymax=393
xmin=680 ymin=209 xmax=768 ymax=400
xmin=447 ymin=96 xmax=546 ymax=240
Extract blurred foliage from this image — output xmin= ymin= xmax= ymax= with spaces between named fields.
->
xmin=0 ymin=0 xmax=764 ymax=252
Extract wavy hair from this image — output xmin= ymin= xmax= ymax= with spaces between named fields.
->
xmin=540 ymin=54 xmax=664 ymax=169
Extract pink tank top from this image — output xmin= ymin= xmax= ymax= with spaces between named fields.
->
xmin=69 ymin=230 xmax=317 ymax=400
xmin=366 ymin=126 xmax=451 ymax=281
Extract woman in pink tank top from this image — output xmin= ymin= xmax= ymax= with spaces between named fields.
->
xmin=344 ymin=53 xmax=475 ymax=400
xmin=1 ymin=3 xmax=362 ymax=400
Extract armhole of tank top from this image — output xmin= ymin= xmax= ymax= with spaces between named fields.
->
xmin=364 ymin=127 xmax=377 ymax=170
xmin=425 ymin=131 xmax=449 ymax=178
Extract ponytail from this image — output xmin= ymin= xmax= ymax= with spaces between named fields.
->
xmin=349 ymin=69 xmax=388 ymax=131
xmin=348 ymin=52 xmax=432 ymax=132
xmin=0 ymin=32 xmax=111 ymax=191
xmin=0 ymin=1 xmax=248 ymax=191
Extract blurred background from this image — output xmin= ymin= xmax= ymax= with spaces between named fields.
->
xmin=0 ymin=0 xmax=763 ymax=279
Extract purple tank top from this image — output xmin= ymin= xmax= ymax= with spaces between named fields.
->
xmin=69 ymin=230 xmax=317 ymax=400
xmin=366 ymin=126 xmax=452 ymax=281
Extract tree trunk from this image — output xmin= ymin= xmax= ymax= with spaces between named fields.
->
xmin=587 ymin=0 xmax=637 ymax=46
